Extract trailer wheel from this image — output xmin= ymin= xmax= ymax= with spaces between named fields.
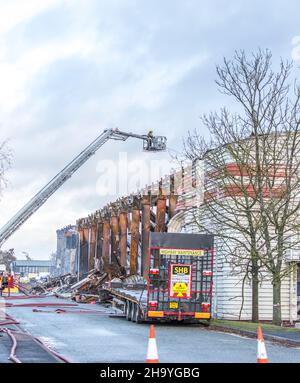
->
xmin=135 ymin=305 xmax=143 ymax=324
xmin=126 ymin=301 xmax=132 ymax=321
xmin=124 ymin=300 xmax=128 ymax=316
xmin=131 ymin=302 xmax=137 ymax=323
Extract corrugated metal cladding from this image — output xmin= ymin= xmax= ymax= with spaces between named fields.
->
xmin=168 ymin=159 xmax=298 ymax=322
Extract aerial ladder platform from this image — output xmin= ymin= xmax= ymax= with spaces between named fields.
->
xmin=0 ymin=129 xmax=166 ymax=247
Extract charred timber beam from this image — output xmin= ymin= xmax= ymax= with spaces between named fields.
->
xmin=168 ymin=173 xmax=178 ymax=220
xmin=119 ymin=209 xmax=128 ymax=269
xmin=111 ymin=212 xmax=119 ymax=265
xmin=96 ymin=218 xmax=103 ymax=271
xmin=89 ymin=221 xmax=96 ymax=271
xmin=155 ymin=181 xmax=167 ymax=233
xmin=130 ymin=204 xmax=140 ymax=275
xmin=102 ymin=216 xmax=110 ymax=265
xmin=141 ymin=194 xmax=151 ymax=278
xmin=82 ymin=222 xmax=89 ymax=277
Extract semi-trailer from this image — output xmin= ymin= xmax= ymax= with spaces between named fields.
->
xmin=103 ymin=232 xmax=214 ymax=323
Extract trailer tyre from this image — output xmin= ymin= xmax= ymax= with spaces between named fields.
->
xmin=124 ymin=300 xmax=128 ymax=317
xmin=131 ymin=302 xmax=137 ymax=323
xmin=135 ymin=305 xmax=143 ymax=324
xmin=129 ymin=303 xmax=142 ymax=324
xmin=126 ymin=301 xmax=132 ymax=321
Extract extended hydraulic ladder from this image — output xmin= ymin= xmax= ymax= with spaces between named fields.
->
xmin=0 ymin=128 xmax=166 ymax=247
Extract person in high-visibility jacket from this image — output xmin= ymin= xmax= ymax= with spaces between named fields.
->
xmin=7 ymin=273 xmax=14 ymax=297
xmin=0 ymin=272 xmax=3 ymax=297
xmin=1 ymin=273 xmax=8 ymax=295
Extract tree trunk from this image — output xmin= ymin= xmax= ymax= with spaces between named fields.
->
xmin=252 ymin=271 xmax=259 ymax=323
xmin=272 ymin=277 xmax=281 ymax=326
xmin=251 ymin=250 xmax=259 ymax=323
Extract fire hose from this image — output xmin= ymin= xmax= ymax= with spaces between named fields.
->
xmin=32 ymin=308 xmax=113 ymax=315
xmin=0 ymin=327 xmax=21 ymax=363
xmin=0 ymin=302 xmax=78 ymax=308
xmin=0 ymin=311 xmax=71 ymax=363
xmin=3 ymin=295 xmax=48 ymax=300
xmin=0 ymin=327 xmax=71 ymax=363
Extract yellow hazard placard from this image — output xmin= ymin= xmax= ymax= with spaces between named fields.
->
xmin=169 ymin=301 xmax=178 ymax=309
xmin=160 ymin=249 xmax=204 ymax=256
xmin=169 ymin=263 xmax=192 ymax=299
xmin=173 ymin=283 xmax=188 ymax=297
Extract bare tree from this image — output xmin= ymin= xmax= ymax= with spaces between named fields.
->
xmin=185 ymin=50 xmax=300 ymax=325
xmin=0 ymin=248 xmax=16 ymax=271
xmin=185 ymin=118 xmax=265 ymax=322
xmin=0 ymin=140 xmax=12 ymax=198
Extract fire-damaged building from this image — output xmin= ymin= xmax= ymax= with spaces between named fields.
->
xmin=56 ymin=137 xmax=300 ymax=323
xmin=54 ymin=225 xmax=78 ymax=276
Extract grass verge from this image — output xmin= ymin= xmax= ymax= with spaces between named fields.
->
xmin=211 ymin=319 xmax=300 ymax=333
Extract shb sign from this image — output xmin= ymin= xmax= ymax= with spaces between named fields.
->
xmin=169 ymin=264 xmax=192 ymax=298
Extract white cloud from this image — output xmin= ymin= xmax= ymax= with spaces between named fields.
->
xmin=0 ymin=37 xmax=96 ymax=113
xmin=106 ymin=54 xmax=208 ymax=111
xmin=0 ymin=0 xmax=297 ymax=260
xmin=0 ymin=173 xmax=94 ymax=258
xmin=291 ymin=35 xmax=300 ymax=61
xmin=0 ymin=0 xmax=62 ymax=36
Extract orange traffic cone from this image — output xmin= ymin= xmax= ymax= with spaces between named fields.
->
xmin=146 ymin=325 xmax=159 ymax=363
xmin=257 ymin=326 xmax=268 ymax=363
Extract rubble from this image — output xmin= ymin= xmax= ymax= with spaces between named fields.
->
xmin=28 ymin=267 xmax=147 ymax=308
xmin=29 ymin=270 xmax=109 ymax=303
xmin=16 ymin=282 xmax=32 ymax=296
xmin=29 ymin=273 xmax=75 ymax=296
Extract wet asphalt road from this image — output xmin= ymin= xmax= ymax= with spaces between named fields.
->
xmin=2 ymin=295 xmax=300 ymax=363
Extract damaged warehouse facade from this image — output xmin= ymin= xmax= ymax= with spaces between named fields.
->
xmin=54 ymin=225 xmax=78 ymax=277
xmin=55 ymin=142 xmax=300 ymax=323
xmin=75 ymin=172 xmax=180 ymax=281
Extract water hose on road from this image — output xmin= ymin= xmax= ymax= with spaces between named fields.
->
xmin=0 ymin=321 xmax=20 ymax=325
xmin=0 ymin=327 xmax=71 ymax=363
xmin=6 ymin=328 xmax=71 ymax=363
xmin=0 ymin=328 xmax=21 ymax=363
xmin=0 ymin=312 xmax=20 ymax=326
xmin=0 ymin=310 xmax=71 ymax=363
xmin=32 ymin=308 xmax=114 ymax=315
xmin=1 ymin=302 xmax=78 ymax=308
xmin=3 ymin=295 xmax=48 ymax=300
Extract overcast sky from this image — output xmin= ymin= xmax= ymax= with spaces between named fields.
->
xmin=0 ymin=0 xmax=299 ymax=260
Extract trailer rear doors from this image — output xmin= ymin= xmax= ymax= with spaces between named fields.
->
xmin=147 ymin=232 xmax=214 ymax=321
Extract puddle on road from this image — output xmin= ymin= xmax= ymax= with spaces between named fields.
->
xmin=225 ymin=332 xmax=255 ymax=341
xmin=40 ymin=336 xmax=67 ymax=349
xmin=80 ymin=328 xmax=118 ymax=337
xmin=210 ymin=330 xmax=255 ymax=342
